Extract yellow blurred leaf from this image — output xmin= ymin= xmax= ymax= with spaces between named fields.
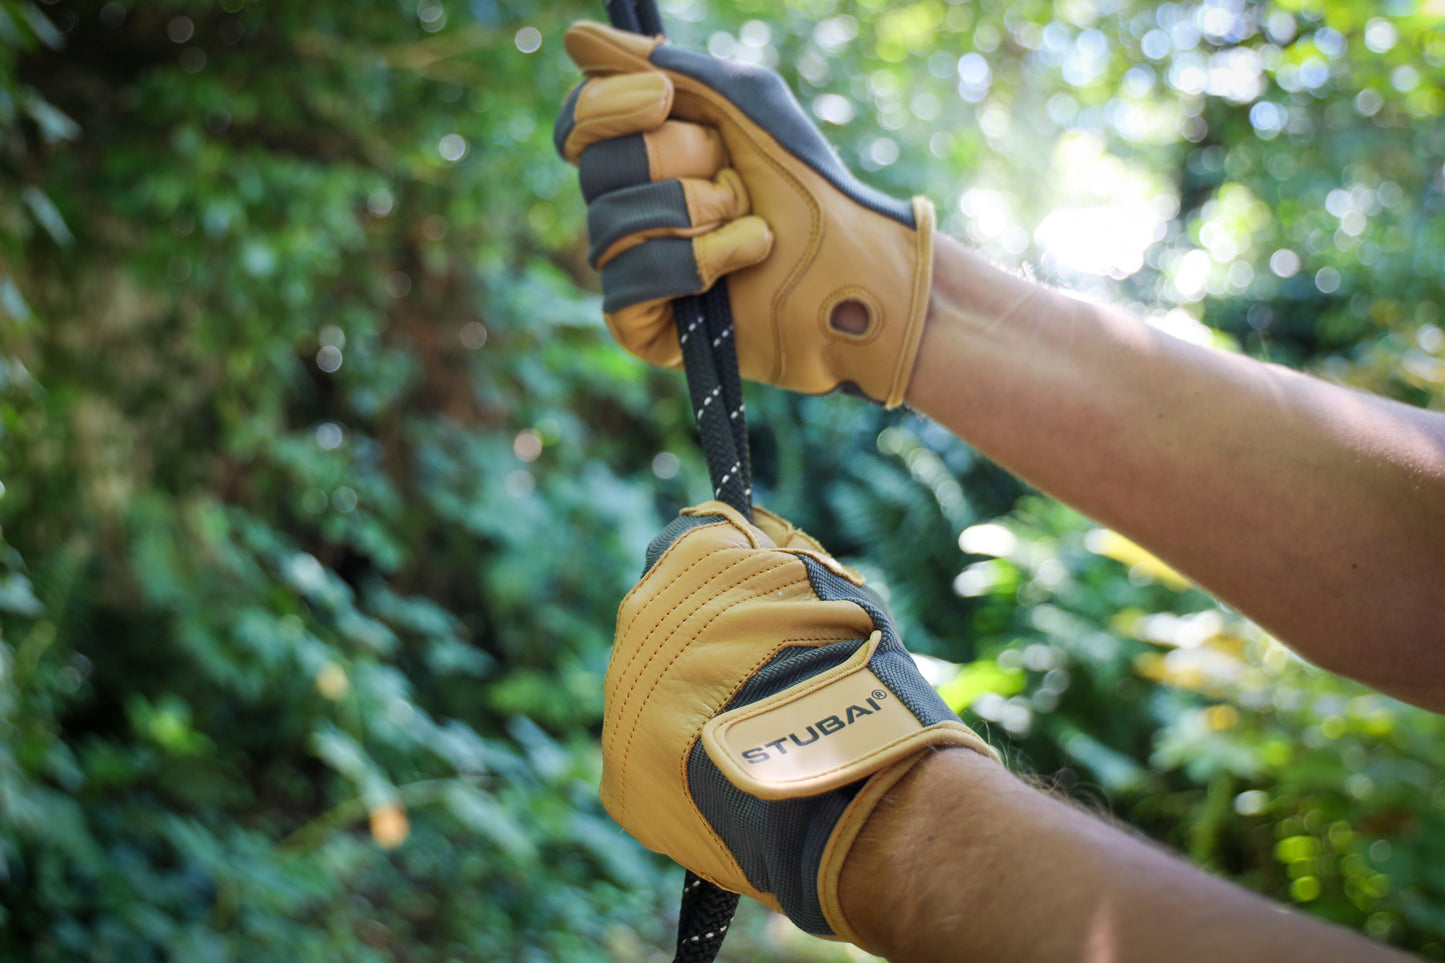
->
xmin=937 ymin=658 xmax=1026 ymax=713
xmin=1134 ymin=648 xmax=1246 ymax=696
xmin=1205 ymin=704 xmax=1240 ymax=731
xmin=1291 ymin=876 xmax=1322 ymax=901
xmin=315 ymin=661 xmax=349 ymax=700
xmin=1203 ymin=633 xmax=1247 ymax=658
xmin=1088 ymin=529 xmax=1192 ymax=590
xmin=369 ymin=802 xmax=409 ymax=849
xmin=878 ymin=2 xmax=945 ymax=45
xmin=1134 ymin=651 xmax=1167 ymax=683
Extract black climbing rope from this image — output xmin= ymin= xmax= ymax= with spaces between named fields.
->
xmin=604 ymin=2 xmax=749 ymax=960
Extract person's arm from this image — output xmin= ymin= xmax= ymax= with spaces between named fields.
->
xmin=555 ymin=21 xmax=1445 ymax=711
xmin=839 ymin=748 xmax=1416 ymax=962
xmin=909 ymin=234 xmax=1445 ymax=713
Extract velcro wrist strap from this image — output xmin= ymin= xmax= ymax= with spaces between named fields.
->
xmin=702 ymin=631 xmax=995 ymax=800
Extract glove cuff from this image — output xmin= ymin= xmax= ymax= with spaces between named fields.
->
xmin=881 ymin=195 xmax=935 ymax=409
xmin=815 ymin=752 xmax=931 ymax=954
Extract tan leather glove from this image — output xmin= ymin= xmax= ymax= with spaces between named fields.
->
xmin=554 ymin=21 xmax=936 ymax=408
xmin=604 ymin=502 xmax=996 ymax=950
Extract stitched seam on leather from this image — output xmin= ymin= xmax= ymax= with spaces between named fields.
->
xmin=816 ymin=285 xmax=884 ymax=347
xmin=676 ymin=88 xmax=816 ymax=386
xmin=575 ymin=89 xmax=664 ymax=154
xmin=748 ymin=121 xmax=817 ymax=386
xmin=615 ymin=551 xmax=766 ymax=719
xmin=586 ymin=27 xmax=661 ymax=77
xmin=815 ymin=724 xmax=989 ymax=784
xmin=596 ymin=224 xmax=716 ymax=270
xmin=607 ymin=519 xmax=746 ymax=765
xmin=694 ymin=230 xmax=716 ymax=287
xmin=612 ymin=559 xmax=805 ymax=820
xmin=616 ymin=519 xmax=733 ymax=639
xmin=606 ymin=548 xmax=758 ymax=761
xmin=612 ymin=560 xmax=805 ymax=817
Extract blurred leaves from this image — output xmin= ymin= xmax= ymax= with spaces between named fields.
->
xmin=0 ymin=0 xmax=1443 ymax=961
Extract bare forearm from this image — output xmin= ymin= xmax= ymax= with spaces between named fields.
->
xmin=840 ymin=749 xmax=1414 ymax=963
xmin=907 ymin=235 xmax=1445 ymax=711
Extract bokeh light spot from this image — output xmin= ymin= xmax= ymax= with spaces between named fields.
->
xmin=459 ymin=321 xmax=488 ymax=349
xmin=332 ymin=487 xmax=358 ymax=513
xmin=1269 ymin=249 xmax=1301 ymax=278
xmin=513 ymin=429 xmax=543 ymax=463
xmin=812 ymin=93 xmax=854 ymax=125
xmin=167 ymin=17 xmax=195 ymax=43
xmin=316 ymin=422 xmax=345 ymax=450
xmin=439 ymin=133 xmax=468 ymax=162
xmin=1364 ymin=18 xmax=1398 ymax=54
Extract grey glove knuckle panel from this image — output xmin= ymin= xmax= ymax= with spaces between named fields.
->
xmin=600 ymin=237 xmax=703 ymax=312
xmin=586 ymin=180 xmax=691 ymax=269
xmin=553 ymin=83 xmax=584 ymax=158
xmin=803 ymin=562 xmax=955 ymax=726
xmin=578 ymin=135 xmax=653 ymax=201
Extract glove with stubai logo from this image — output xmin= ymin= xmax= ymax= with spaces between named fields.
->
xmin=602 ymin=501 xmax=997 ymax=950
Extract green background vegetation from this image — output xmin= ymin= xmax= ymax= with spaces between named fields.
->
xmin=2 ymin=0 xmax=1444 ymax=959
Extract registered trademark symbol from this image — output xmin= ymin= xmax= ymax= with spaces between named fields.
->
xmin=872 ymin=689 xmax=887 ymax=701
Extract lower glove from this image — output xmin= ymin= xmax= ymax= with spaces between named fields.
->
xmin=602 ymin=501 xmax=997 ymax=949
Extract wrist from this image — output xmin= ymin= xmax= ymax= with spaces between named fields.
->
xmin=906 ymin=233 xmax=991 ymax=412
xmin=836 ymin=747 xmax=1008 ymax=957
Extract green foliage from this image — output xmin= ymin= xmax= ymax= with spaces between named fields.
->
xmin=1 ymin=0 xmax=1442 ymax=961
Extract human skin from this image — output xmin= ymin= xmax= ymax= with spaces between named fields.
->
xmin=560 ymin=27 xmax=1445 ymax=957
xmin=823 ymin=233 xmax=1445 ymax=961
xmin=906 ymin=232 xmax=1445 ymax=713
xmin=837 ymin=748 xmax=1417 ymax=962
xmin=556 ymin=20 xmax=1445 ymax=710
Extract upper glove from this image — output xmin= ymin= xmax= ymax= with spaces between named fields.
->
xmin=603 ymin=502 xmax=996 ymax=950
xmin=554 ymin=21 xmax=936 ymax=408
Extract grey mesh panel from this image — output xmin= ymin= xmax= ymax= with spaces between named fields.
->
xmin=802 ymin=560 xmax=960 ymax=728
xmin=553 ymin=83 xmax=584 ymax=158
xmin=650 ymin=46 xmax=916 ymax=228
xmin=587 ymin=180 xmax=691 ymax=268
xmin=684 ymin=555 xmax=968 ymax=935
xmin=578 ymin=134 xmax=652 ymax=202
xmin=687 ymin=641 xmax=865 ymax=937
xmin=643 ymin=512 xmax=725 ymax=576
xmin=600 ymin=237 xmax=703 ymax=312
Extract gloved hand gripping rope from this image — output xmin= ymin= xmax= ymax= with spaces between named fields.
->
xmin=558 ymin=5 xmax=998 ymax=960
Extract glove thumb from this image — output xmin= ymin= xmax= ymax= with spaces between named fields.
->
xmin=565 ymin=20 xmax=661 ymax=77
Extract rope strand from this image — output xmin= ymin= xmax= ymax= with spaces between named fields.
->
xmin=604 ymin=3 xmax=745 ymax=961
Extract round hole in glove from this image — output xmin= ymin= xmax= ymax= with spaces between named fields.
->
xmin=828 ymin=298 xmax=872 ymax=336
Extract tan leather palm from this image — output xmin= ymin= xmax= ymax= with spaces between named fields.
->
xmin=562 ymin=22 xmax=936 ymax=408
xmin=603 ymin=504 xmax=869 ymax=895
xmin=603 ymin=503 xmax=994 ymax=944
